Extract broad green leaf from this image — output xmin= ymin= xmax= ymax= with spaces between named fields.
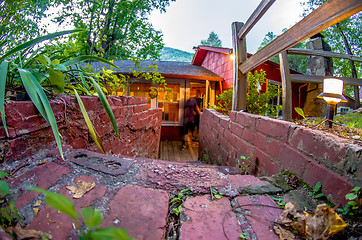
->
xmin=49 ymin=68 xmax=65 ymax=93
xmin=0 ymin=180 xmax=11 ymax=198
xmin=0 ymin=30 xmax=85 ymax=62
xmin=294 ymin=107 xmax=306 ymax=119
xmin=0 ymin=61 xmax=9 ymax=137
xmin=313 ymin=181 xmax=322 ymax=193
xmin=80 ymin=207 xmax=103 ymax=230
xmin=345 ymin=193 xmax=358 ymax=201
xmin=74 ymin=89 xmax=105 ymax=153
xmin=351 ymin=186 xmax=360 ymax=192
xmin=63 ymin=56 xmax=120 ymax=69
xmin=314 ymin=193 xmax=324 ymax=199
xmin=90 ymin=77 xmax=119 ymax=138
xmin=18 ymin=69 xmax=48 ymax=121
xmin=29 ymin=187 xmax=78 ymax=223
xmin=0 ymin=170 xmax=9 ymax=178
xmin=37 ymin=55 xmax=51 ymax=66
xmin=89 ymin=227 xmax=135 ymax=240
xmin=19 ymin=69 xmax=63 ymax=159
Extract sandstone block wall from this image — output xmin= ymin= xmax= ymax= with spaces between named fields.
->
xmin=0 ymin=95 xmax=162 ymax=162
xmin=199 ymin=109 xmax=362 ymax=205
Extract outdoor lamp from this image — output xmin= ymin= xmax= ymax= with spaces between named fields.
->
xmin=317 ymin=78 xmax=347 ymax=128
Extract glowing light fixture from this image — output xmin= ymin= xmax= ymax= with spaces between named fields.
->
xmin=317 ymin=78 xmax=347 ymax=128
xmin=230 ymin=54 xmax=235 ymax=61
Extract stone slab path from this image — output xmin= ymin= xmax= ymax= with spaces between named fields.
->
xmin=1 ymin=149 xmax=304 ymax=240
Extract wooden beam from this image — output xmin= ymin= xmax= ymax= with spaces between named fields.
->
xmin=291 ymin=74 xmax=362 ymax=86
xmin=232 ymin=22 xmax=247 ymax=111
xmin=279 ymin=51 xmax=292 ymax=121
xmin=238 ymin=0 xmax=275 ymax=39
xmin=287 ymin=48 xmax=362 ymax=63
xmin=239 ymin=0 xmax=362 ymax=74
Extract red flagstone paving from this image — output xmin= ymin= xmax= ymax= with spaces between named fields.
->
xmin=179 ymin=195 xmax=243 ymax=240
xmin=1 ymin=149 xmax=327 ymax=240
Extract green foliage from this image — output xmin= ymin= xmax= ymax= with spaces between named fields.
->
xmin=30 ymin=187 xmax=135 ymax=240
xmin=0 ymin=0 xmax=51 ymax=54
xmin=308 ymin=181 xmax=325 ymax=199
xmin=238 ymin=155 xmax=253 ymax=175
xmin=211 ymin=69 xmax=281 ymax=117
xmin=103 ymin=57 xmax=168 ymax=96
xmin=246 ymin=70 xmax=282 ymax=117
xmin=74 ymin=89 xmax=105 ymax=153
xmin=51 ymin=0 xmax=174 ymax=60
xmin=0 ymin=30 xmax=122 ymax=155
xmin=211 ymin=88 xmax=233 ymax=115
xmin=294 ymin=107 xmax=306 ymax=120
xmin=239 ymin=232 xmax=248 ymax=239
xmin=160 ymin=47 xmax=194 ymax=62
xmin=0 ymin=171 xmax=20 ymax=229
xmin=211 ymin=189 xmax=223 ymax=200
xmin=200 ymin=31 xmax=222 ymax=47
xmin=337 ymin=186 xmax=361 ymax=217
xmin=302 ymin=0 xmax=361 ymax=99
xmin=258 ymin=31 xmax=307 ymax=74
xmin=334 ymin=112 xmax=362 ymax=129
xmin=169 ymin=188 xmax=191 ymax=216
xmin=272 ymin=197 xmax=286 ymax=209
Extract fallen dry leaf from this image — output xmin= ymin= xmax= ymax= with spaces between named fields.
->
xmin=33 ymin=200 xmax=42 ymax=207
xmin=273 ymin=225 xmax=298 ymax=240
xmin=33 ymin=208 xmax=40 ymax=216
xmin=304 ymin=204 xmax=348 ymax=239
xmin=8 ymin=223 xmax=52 ymax=240
xmin=66 ymin=180 xmax=95 ymax=198
xmin=274 ymin=203 xmax=348 ymax=240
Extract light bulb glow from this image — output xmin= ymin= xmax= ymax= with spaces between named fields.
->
xmin=323 ymin=78 xmax=343 ymax=95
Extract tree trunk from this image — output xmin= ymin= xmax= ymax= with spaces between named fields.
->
xmin=336 ymin=23 xmax=360 ymax=109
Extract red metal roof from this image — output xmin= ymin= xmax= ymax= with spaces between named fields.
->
xmin=192 ymin=46 xmax=233 ymax=66
xmin=192 ymin=46 xmax=300 ymax=74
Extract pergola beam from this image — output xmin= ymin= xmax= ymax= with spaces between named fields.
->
xmin=237 ymin=0 xmax=275 ymax=39
xmin=291 ymin=74 xmax=362 ymax=86
xmin=288 ymin=48 xmax=362 ymax=63
xmin=239 ymin=0 xmax=362 ymax=74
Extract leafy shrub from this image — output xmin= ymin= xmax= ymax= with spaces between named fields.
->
xmin=211 ymin=69 xmax=281 ymax=117
xmin=30 ymin=187 xmax=135 ymax=240
xmin=246 ymin=69 xmax=281 ymax=117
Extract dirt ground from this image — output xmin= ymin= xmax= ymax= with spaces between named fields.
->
xmin=300 ymin=122 xmax=362 ymax=147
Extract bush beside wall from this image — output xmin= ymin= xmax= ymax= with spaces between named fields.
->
xmin=0 ymin=95 xmax=162 ymax=162
xmin=199 ymin=109 xmax=362 ymax=205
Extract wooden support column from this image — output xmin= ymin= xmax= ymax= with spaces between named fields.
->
xmin=232 ymin=22 xmax=247 ymax=111
xmin=279 ymin=51 xmax=292 ymax=121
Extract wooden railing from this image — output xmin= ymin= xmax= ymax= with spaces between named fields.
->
xmin=232 ymin=0 xmax=362 ymax=121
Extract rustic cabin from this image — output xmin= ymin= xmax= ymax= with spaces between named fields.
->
xmin=90 ymin=46 xmax=310 ymax=140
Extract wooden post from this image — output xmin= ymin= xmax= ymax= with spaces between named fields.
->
xmin=279 ymin=51 xmax=292 ymax=121
xmin=232 ymin=22 xmax=247 ymax=111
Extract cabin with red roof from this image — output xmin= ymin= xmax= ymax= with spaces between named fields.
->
xmin=91 ymin=46 xmax=309 ymax=140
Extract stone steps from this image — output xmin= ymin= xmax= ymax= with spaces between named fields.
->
xmin=1 ymin=149 xmax=309 ymax=240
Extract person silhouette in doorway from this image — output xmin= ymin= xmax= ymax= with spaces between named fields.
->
xmin=181 ymin=96 xmax=201 ymax=150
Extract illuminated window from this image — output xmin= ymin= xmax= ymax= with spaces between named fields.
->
xmin=158 ymin=84 xmax=180 ymax=122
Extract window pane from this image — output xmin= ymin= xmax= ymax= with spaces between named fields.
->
xmin=158 ymin=84 xmax=180 ymax=122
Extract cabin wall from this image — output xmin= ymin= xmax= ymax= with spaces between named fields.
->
xmin=200 ymin=51 xmax=233 ymax=91
xmin=0 ymin=95 xmax=162 ymax=162
xmin=199 ymin=109 xmax=361 ymax=205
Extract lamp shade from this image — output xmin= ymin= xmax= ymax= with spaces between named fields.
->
xmin=323 ymin=78 xmax=343 ymax=95
xmin=318 ymin=78 xmax=347 ymax=103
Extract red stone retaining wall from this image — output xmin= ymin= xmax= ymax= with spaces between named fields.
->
xmin=199 ymin=109 xmax=362 ymax=205
xmin=0 ymin=95 xmax=162 ymax=162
